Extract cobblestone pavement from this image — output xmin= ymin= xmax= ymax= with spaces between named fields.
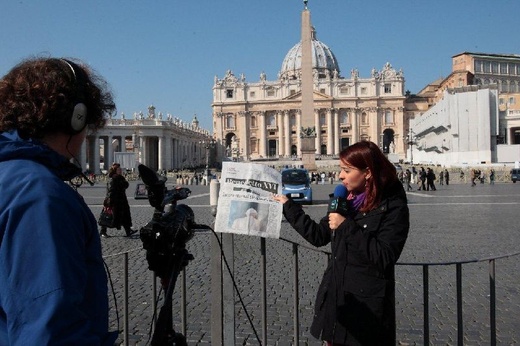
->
xmin=78 ymin=179 xmax=520 ymax=345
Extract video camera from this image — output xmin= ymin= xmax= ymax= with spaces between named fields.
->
xmin=137 ymin=164 xmax=195 ymax=279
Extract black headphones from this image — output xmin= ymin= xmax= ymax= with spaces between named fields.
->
xmin=61 ymin=59 xmax=88 ymax=134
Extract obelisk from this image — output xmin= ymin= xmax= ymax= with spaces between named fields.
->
xmin=300 ymin=0 xmax=317 ymax=171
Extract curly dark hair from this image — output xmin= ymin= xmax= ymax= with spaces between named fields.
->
xmin=0 ymin=56 xmax=116 ymax=139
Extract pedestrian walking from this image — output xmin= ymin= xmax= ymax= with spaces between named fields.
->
xmin=470 ymin=169 xmax=477 ymax=186
xmin=418 ymin=167 xmax=427 ymax=191
xmin=439 ymin=170 xmax=444 ymax=185
xmin=404 ymin=168 xmax=413 ymax=191
xmin=490 ymin=169 xmax=495 ymax=184
xmin=99 ymin=163 xmax=137 ymax=238
xmin=426 ymin=168 xmax=437 ymax=191
xmin=444 ymin=169 xmax=450 ymax=185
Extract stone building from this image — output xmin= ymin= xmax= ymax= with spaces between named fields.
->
xmin=405 ymin=52 xmax=520 ymax=164
xmin=409 ymin=85 xmax=499 ymax=165
xmin=212 ymin=10 xmax=407 ymax=164
xmin=77 ymin=106 xmax=213 ymax=174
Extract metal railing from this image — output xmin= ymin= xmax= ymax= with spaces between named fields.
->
xmin=105 ymin=240 xmax=520 ymax=345
xmin=398 ymin=252 xmax=520 ymax=346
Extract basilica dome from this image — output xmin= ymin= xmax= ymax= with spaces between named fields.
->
xmin=279 ymin=27 xmax=340 ymax=80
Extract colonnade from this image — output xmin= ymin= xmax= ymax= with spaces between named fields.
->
xmin=76 ymin=119 xmax=212 ymax=174
xmin=226 ymin=107 xmax=403 ymax=160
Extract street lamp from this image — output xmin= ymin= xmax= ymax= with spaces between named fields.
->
xmin=199 ymin=139 xmax=216 ymax=179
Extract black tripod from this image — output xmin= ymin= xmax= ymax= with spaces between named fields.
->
xmin=151 ymin=246 xmax=194 ymax=346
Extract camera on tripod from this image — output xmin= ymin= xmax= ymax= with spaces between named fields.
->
xmin=138 ymin=164 xmax=211 ymax=345
xmin=137 ymin=164 xmax=196 ymax=279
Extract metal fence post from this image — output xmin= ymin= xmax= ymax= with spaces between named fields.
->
xmin=222 ymin=233 xmax=235 ymax=345
xmin=456 ymin=263 xmax=463 ymax=346
xmin=123 ymin=252 xmax=129 ymax=346
xmin=210 ymin=232 xmax=223 ymax=346
xmin=292 ymin=243 xmax=300 ymax=345
xmin=422 ymin=264 xmax=429 ymax=345
xmin=210 ymin=179 xmax=224 ymax=345
xmin=261 ymin=238 xmax=267 ymax=345
xmin=489 ymin=259 xmax=496 ymax=346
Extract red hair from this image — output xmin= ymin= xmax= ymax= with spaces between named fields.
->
xmin=339 ymin=141 xmax=398 ymax=212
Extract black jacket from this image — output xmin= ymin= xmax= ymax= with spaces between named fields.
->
xmin=106 ymin=174 xmax=132 ymax=229
xmin=282 ymin=181 xmax=409 ymax=345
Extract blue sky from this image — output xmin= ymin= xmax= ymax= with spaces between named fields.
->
xmin=1 ymin=0 xmax=519 ymax=131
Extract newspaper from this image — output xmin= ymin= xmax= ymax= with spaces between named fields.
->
xmin=214 ymin=162 xmax=283 ymax=239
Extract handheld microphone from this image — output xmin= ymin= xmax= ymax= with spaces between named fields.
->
xmin=327 ymin=184 xmax=350 ymax=218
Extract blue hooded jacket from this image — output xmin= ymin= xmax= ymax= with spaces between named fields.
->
xmin=0 ymin=131 xmax=117 ymax=345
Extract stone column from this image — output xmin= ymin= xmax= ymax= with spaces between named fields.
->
xmin=372 ymin=108 xmax=381 ymax=146
xmin=141 ymin=136 xmax=147 ymax=167
xmin=314 ymin=109 xmax=320 ymax=154
xmin=172 ymin=138 xmax=178 ymax=169
xmin=107 ymin=136 xmax=113 ymax=167
xmin=277 ymin=111 xmax=284 ymax=156
xmin=93 ymin=136 xmax=100 ymax=174
xmin=284 ymin=111 xmax=291 ymax=156
xmin=352 ymin=109 xmax=359 ymax=144
xmin=296 ymin=111 xmax=302 ymax=156
xmin=259 ymin=111 xmax=267 ymax=158
xmin=240 ymin=111 xmax=249 ymax=160
xmin=334 ymin=108 xmax=340 ymax=154
xmin=165 ymin=136 xmax=173 ymax=170
xmin=158 ymin=136 xmax=165 ymax=171
xmin=327 ymin=108 xmax=333 ymax=154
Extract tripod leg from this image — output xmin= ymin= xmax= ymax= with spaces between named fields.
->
xmin=151 ymin=250 xmax=191 ymax=346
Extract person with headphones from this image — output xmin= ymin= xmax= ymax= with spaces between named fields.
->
xmin=0 ymin=57 xmax=117 ymax=344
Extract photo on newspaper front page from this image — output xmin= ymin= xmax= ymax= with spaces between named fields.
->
xmin=215 ymin=162 xmax=283 ymax=238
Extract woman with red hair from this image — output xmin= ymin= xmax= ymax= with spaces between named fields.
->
xmin=274 ymin=141 xmax=409 ymax=345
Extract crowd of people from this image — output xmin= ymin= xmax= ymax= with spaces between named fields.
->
xmin=398 ymin=166 xmax=502 ymax=191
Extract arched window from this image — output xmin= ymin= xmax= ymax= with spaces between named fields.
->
xmin=382 ymin=129 xmax=395 ymax=154
xmin=290 ymin=114 xmax=296 ymax=127
xmin=251 ymin=116 xmax=257 ymax=128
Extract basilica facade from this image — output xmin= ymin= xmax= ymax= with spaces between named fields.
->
xmin=212 ymin=26 xmax=407 ymax=163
